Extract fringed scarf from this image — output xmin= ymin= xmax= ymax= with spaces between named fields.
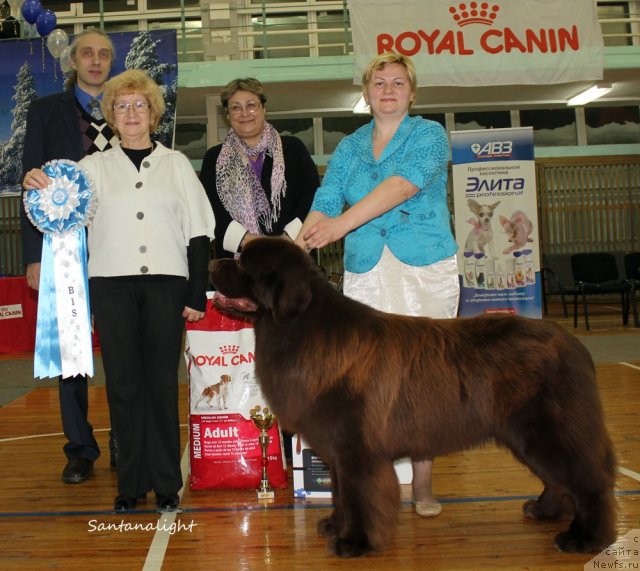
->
xmin=215 ymin=122 xmax=286 ymax=235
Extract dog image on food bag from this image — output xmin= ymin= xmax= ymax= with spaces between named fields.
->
xmin=210 ymin=237 xmax=617 ymax=559
xmin=195 ymin=374 xmax=232 ymax=410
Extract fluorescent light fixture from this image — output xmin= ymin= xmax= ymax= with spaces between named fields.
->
xmin=353 ymin=95 xmax=370 ymax=115
xmin=567 ymin=83 xmax=613 ymax=106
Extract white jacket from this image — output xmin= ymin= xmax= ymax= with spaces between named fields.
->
xmin=81 ymin=142 xmax=215 ymax=278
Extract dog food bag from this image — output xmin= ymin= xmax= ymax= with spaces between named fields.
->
xmin=185 ymin=297 xmax=287 ymax=490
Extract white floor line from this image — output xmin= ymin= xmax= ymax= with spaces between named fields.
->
xmin=0 ymin=431 xmax=64 ymax=443
xmin=618 ymin=466 xmax=640 ymax=483
xmin=0 ymin=423 xmax=189 ymax=444
xmin=142 ymin=444 xmax=191 ymax=571
xmin=620 ymin=361 xmax=640 ymax=371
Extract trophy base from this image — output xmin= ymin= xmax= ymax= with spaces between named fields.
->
xmin=257 ymin=490 xmax=275 ymax=501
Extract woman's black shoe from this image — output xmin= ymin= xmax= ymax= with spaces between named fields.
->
xmin=156 ymin=494 xmax=180 ymax=511
xmin=114 ymin=493 xmax=147 ymax=511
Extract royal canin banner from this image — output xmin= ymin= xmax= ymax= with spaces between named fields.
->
xmin=348 ymin=0 xmax=604 ymax=86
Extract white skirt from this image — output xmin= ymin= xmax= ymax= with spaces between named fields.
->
xmin=343 ymin=246 xmax=460 ymax=319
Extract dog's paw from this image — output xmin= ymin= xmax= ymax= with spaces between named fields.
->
xmin=554 ymin=530 xmax=612 ymax=554
xmin=522 ymin=497 xmax=573 ymax=521
xmin=317 ymin=516 xmax=338 ymax=538
xmin=327 ymin=536 xmax=373 ymax=558
xmin=523 ymin=499 xmax=550 ymax=520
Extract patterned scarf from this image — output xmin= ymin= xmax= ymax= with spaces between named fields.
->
xmin=216 ymin=122 xmax=286 ymax=235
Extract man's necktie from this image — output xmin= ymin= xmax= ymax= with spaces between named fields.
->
xmin=89 ymin=99 xmax=103 ymax=120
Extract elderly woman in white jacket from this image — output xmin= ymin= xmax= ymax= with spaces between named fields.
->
xmin=85 ymin=69 xmax=215 ymax=512
xmin=25 ymin=69 xmax=216 ymax=512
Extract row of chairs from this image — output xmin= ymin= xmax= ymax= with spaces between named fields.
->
xmin=542 ymin=252 xmax=640 ymax=331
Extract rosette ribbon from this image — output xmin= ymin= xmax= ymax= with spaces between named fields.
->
xmin=23 ymin=159 xmax=97 ymax=379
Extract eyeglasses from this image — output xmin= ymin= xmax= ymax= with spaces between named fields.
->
xmin=228 ymin=100 xmax=262 ymax=116
xmin=78 ymin=47 xmax=112 ymax=61
xmin=113 ymin=101 xmax=151 ymax=114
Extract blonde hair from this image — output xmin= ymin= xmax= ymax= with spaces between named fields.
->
xmin=361 ymin=52 xmax=417 ymax=105
xmin=64 ymin=28 xmax=115 ymax=90
xmin=101 ymin=69 xmax=165 ymax=134
xmin=220 ymin=77 xmax=267 ymax=111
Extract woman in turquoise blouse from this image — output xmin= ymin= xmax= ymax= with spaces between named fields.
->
xmin=296 ymin=52 xmax=459 ymax=517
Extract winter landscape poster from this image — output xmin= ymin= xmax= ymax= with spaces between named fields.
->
xmin=0 ymin=29 xmax=177 ymax=193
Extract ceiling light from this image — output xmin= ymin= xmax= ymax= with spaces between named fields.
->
xmin=567 ymin=83 xmax=613 ymax=106
xmin=353 ymin=95 xmax=370 ymax=115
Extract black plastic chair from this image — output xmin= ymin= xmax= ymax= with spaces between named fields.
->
xmin=624 ymin=252 xmax=640 ymax=327
xmin=541 ymin=254 xmax=577 ymax=317
xmin=571 ymin=252 xmax=634 ymax=330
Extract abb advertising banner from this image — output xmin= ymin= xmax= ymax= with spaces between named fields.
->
xmin=349 ymin=0 xmax=604 ymax=86
xmin=451 ymin=127 xmax=542 ymax=318
xmin=185 ymin=299 xmax=287 ymax=490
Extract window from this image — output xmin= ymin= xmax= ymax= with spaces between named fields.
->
xmin=102 ymin=21 xmax=141 ymax=34
xmin=252 ymin=13 xmax=310 ymax=58
xmin=597 ymin=1 xmax=632 ymax=47
xmin=585 ymin=106 xmax=640 ymax=144
xmin=322 ymin=116 xmax=370 ymax=154
xmin=80 ymin=1 xmax=138 ymax=13
xmin=148 ymin=17 xmax=203 ymax=62
xmin=42 ymin=2 xmax=74 ymax=14
xmin=454 ymin=111 xmax=511 ymax=131
xmin=174 ymin=122 xmax=207 ymax=161
xmin=520 ymin=108 xmax=577 ymax=146
xmin=317 ymin=11 xmax=351 ymax=57
xmin=147 ymin=0 xmax=199 ymax=8
xmin=270 ymin=118 xmax=315 ymax=155
xmin=419 ymin=113 xmax=446 ymax=129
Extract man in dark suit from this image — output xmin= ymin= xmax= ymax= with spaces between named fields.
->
xmin=0 ymin=1 xmax=21 ymax=39
xmin=20 ymin=29 xmax=119 ymax=484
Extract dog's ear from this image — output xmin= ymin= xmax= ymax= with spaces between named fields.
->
xmin=254 ymin=270 xmax=312 ymax=323
xmin=512 ymin=212 xmax=527 ymax=225
xmin=467 ymin=199 xmax=480 ymax=214
xmin=490 ymin=201 xmax=501 ymax=211
xmin=273 ymin=278 xmax=312 ymax=322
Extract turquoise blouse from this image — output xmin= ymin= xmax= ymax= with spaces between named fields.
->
xmin=311 ymin=114 xmax=458 ymax=273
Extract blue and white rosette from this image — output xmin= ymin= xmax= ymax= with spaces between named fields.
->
xmin=23 ymin=159 xmax=97 ymax=379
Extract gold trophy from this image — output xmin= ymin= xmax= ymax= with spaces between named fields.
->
xmin=250 ymin=405 xmax=276 ymax=500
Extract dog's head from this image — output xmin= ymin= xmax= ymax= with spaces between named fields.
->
xmin=468 ymin=199 xmax=501 ymax=229
xmin=210 ymin=237 xmax=321 ymax=323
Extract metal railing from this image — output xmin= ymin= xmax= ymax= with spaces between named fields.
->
xmin=17 ymin=0 xmax=639 ymax=62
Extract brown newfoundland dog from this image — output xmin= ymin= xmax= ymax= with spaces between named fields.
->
xmin=210 ymin=237 xmax=616 ymax=559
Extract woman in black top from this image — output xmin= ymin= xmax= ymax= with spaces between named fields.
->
xmin=200 ymin=77 xmax=319 ymax=259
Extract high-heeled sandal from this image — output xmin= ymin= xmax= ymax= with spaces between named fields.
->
xmin=412 ymin=498 xmax=442 ymax=517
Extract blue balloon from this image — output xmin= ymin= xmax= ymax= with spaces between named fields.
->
xmin=21 ymin=0 xmax=41 ymax=25
xmin=36 ymin=8 xmax=57 ymax=37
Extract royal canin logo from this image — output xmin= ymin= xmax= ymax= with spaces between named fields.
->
xmin=0 ymin=304 xmax=23 ymax=320
xmin=450 ymin=2 xmax=500 ymax=27
xmin=377 ymin=1 xmax=581 ymax=56
xmin=191 ymin=351 xmax=255 ymax=367
xmin=219 ymin=344 xmax=239 ymax=355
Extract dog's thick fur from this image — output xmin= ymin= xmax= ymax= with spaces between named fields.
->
xmin=210 ymin=237 xmax=617 ymax=558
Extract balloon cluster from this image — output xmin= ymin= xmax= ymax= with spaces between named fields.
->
xmin=18 ymin=0 xmax=71 ymax=71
